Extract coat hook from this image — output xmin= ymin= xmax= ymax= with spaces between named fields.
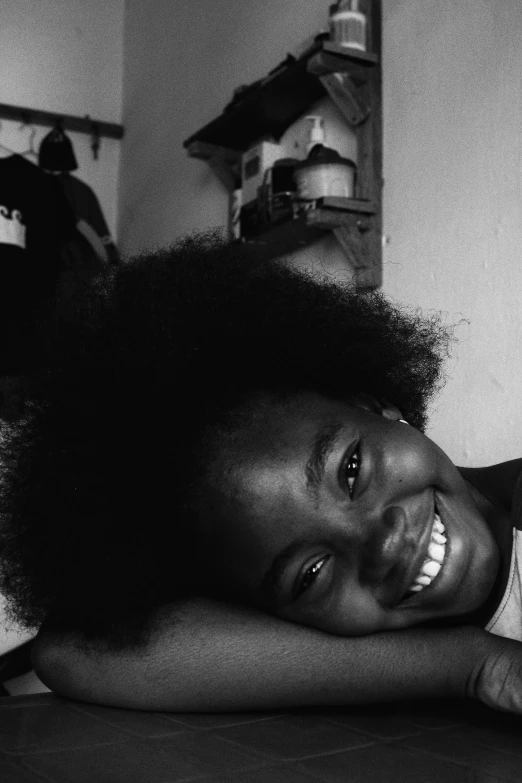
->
xmin=89 ymin=119 xmax=100 ymax=160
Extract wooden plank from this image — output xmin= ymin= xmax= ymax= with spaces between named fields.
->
xmin=319 ymin=73 xmax=371 ymax=126
xmin=321 ymin=41 xmax=379 ymax=65
xmin=316 ymin=197 xmax=377 ymax=214
xmin=241 ymin=202 xmax=379 ymax=285
xmin=0 ymin=102 xmax=123 ymax=139
xmin=242 ymin=215 xmax=327 ymax=259
xmin=307 ymin=209 xmax=381 ymax=290
xmin=183 ymin=41 xmax=377 ymax=151
xmin=353 ymin=0 xmax=382 ymax=270
xmin=307 ymin=53 xmax=370 ymax=81
xmin=307 ymin=209 xmax=372 ymax=232
xmin=333 ymin=224 xmax=382 ymax=290
xmin=186 ymin=141 xmax=241 ymax=191
xmin=183 ymin=58 xmax=324 ymax=151
xmin=185 ymin=140 xmax=240 ymax=164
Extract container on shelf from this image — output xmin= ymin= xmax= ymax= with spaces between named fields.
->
xmin=329 ymin=0 xmax=367 ymax=51
xmin=241 ymin=140 xmax=282 ymax=205
xmin=259 ymin=158 xmax=299 ymax=226
xmin=294 ymin=144 xmax=356 ymax=200
xmin=305 ymin=115 xmax=325 ymax=155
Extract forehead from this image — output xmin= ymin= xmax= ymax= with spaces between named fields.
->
xmin=207 ymin=395 xmax=349 ymax=562
xmin=235 ymin=392 xmax=357 ymax=460
xmin=220 ymin=393 xmax=358 ymax=511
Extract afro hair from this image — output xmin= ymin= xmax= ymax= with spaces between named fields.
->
xmin=0 ymin=231 xmax=454 ymax=651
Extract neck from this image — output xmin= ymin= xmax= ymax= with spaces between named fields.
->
xmin=453 ymin=462 xmax=520 ymax=627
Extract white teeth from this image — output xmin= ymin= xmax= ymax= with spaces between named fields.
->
xmin=422 ymin=559 xmax=442 ymax=578
xmin=403 ymin=511 xmax=447 ymax=599
xmin=428 ymin=541 xmax=445 ymax=563
xmin=433 ymin=515 xmax=445 ymax=534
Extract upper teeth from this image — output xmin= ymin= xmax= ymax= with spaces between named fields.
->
xmin=406 ymin=513 xmax=446 ymax=595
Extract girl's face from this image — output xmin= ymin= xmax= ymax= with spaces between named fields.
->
xmin=203 ymin=392 xmax=499 ymax=636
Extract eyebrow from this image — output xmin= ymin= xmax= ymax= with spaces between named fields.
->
xmin=305 ymin=422 xmax=344 ymax=502
xmin=259 ymin=421 xmax=344 ymax=603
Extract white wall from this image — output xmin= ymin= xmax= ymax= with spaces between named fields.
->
xmin=119 ymin=0 xmax=331 ymax=254
xmin=119 ymin=0 xmax=522 ymax=468
xmin=0 ymin=0 xmax=124 ymax=238
xmin=382 ymin=0 xmax=522 ymax=465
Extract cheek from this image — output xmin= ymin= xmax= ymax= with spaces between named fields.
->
xmin=287 ymin=586 xmax=389 ymax=636
xmin=377 ymin=433 xmax=438 ymax=492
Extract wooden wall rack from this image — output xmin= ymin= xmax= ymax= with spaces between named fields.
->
xmin=0 ymin=102 xmax=124 ymax=160
xmin=184 ymin=0 xmax=381 ymax=289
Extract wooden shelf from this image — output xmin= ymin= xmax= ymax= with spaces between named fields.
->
xmin=310 ymin=196 xmax=377 ymax=214
xmin=242 ymin=212 xmax=332 ymax=256
xmin=241 ymin=197 xmax=381 ymax=289
xmin=183 ymin=40 xmax=378 ymax=153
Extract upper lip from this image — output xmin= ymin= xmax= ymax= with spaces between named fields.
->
xmin=389 ymin=495 xmax=437 ymax=608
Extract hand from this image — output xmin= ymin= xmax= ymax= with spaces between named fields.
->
xmin=467 ymin=633 xmax=522 ymax=713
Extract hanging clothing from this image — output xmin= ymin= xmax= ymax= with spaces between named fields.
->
xmin=56 ymin=173 xmax=120 ymax=266
xmin=0 ymin=155 xmax=76 ymax=374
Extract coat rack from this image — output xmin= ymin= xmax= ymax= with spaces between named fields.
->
xmin=0 ymin=102 xmax=124 ymax=160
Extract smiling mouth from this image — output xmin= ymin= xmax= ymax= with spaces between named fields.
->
xmin=398 ymin=511 xmax=447 ymax=604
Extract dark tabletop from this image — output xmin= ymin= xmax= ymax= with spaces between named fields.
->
xmin=0 ymin=691 xmax=520 ymax=782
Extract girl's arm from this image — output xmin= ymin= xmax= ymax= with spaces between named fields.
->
xmin=31 ymin=597 xmax=522 ymax=713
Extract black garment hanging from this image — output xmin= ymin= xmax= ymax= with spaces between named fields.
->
xmin=39 ymin=125 xmax=120 ymax=266
xmin=0 ymin=154 xmax=76 ymax=375
xmin=57 ymin=173 xmax=120 ymax=265
xmin=38 ymin=124 xmax=78 ymax=172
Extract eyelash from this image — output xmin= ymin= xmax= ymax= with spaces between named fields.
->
xmin=297 ymin=555 xmax=331 ymax=598
xmin=344 ymin=446 xmax=360 ymax=499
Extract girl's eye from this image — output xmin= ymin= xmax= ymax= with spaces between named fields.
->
xmin=296 ymin=555 xmax=331 ymax=599
xmin=345 ymin=447 xmax=360 ymax=499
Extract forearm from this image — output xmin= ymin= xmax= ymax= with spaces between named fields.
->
xmin=32 ymin=598 xmax=490 ymax=712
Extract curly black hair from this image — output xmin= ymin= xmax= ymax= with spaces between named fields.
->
xmin=0 ymin=231 xmax=454 ymax=652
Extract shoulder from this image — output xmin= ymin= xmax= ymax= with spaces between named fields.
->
xmin=458 ymin=458 xmax=522 ymax=515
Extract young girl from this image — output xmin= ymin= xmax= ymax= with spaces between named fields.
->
xmin=2 ymin=231 xmax=522 ymax=714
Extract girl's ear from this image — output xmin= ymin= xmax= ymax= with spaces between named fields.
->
xmin=349 ymin=392 xmax=404 ymax=421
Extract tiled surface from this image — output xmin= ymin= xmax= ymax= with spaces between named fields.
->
xmin=0 ymin=693 xmax=521 ymax=781
xmin=3 ymin=669 xmax=52 ymax=697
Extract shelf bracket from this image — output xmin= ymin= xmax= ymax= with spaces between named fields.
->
xmin=307 ymin=50 xmax=370 ymax=84
xmin=306 ymin=208 xmax=381 ymax=289
xmin=318 ymin=73 xmax=370 ymax=127
xmin=186 ymin=140 xmax=241 ymax=192
xmin=333 ymin=225 xmax=381 ymax=289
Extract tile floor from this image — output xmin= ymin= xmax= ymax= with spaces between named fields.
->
xmin=0 ymin=691 xmax=520 ymax=781
xmin=3 ymin=669 xmax=51 ymax=698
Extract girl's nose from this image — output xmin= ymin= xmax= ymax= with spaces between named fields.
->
xmin=361 ymin=505 xmax=408 ymax=583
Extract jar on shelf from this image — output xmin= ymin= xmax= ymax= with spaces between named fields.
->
xmin=294 ymin=144 xmax=356 ymax=200
xmin=329 ymin=0 xmax=367 ymax=51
